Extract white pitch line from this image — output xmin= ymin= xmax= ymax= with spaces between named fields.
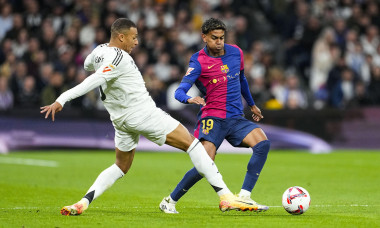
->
xmin=0 ymin=205 xmax=378 ymax=210
xmin=0 ymin=157 xmax=58 ymax=167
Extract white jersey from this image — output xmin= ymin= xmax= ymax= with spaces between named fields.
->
xmin=86 ymin=44 xmax=156 ymax=125
xmin=57 ymin=44 xmax=157 ymax=127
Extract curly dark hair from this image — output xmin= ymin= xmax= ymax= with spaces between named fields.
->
xmin=201 ymin=18 xmax=226 ymax=34
xmin=111 ymin=18 xmax=136 ymax=36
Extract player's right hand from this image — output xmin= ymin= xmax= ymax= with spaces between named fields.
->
xmin=251 ymin=105 xmax=264 ymax=122
xmin=40 ymin=102 xmax=63 ymax=122
xmin=188 ymin=96 xmax=206 ymax=106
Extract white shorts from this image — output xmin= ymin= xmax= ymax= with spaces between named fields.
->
xmin=113 ymin=108 xmax=180 ymax=152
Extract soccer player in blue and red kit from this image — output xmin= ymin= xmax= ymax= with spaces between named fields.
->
xmin=159 ymin=18 xmax=270 ymax=213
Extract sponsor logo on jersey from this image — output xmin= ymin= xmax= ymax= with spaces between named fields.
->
xmin=208 ymin=64 xmax=216 ymax=69
xmin=227 ymin=72 xmax=240 ymax=79
xmin=220 ymin=64 xmax=229 ymax=73
xmin=185 ymin=67 xmax=194 ymax=76
xmin=209 ymin=76 xmax=227 ymax=84
xmin=95 ymin=56 xmax=104 ymax=63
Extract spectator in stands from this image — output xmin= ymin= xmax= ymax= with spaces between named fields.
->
xmin=233 ymin=16 xmax=253 ymax=51
xmin=4 ymin=13 xmax=22 ymax=40
xmin=0 ymin=52 xmax=16 ymax=79
xmin=327 ymin=67 xmax=357 ymax=108
xmin=0 ymin=3 xmax=13 ymax=41
xmin=268 ymin=67 xmax=286 ymax=105
xmin=360 ymin=25 xmax=379 ymax=56
xmin=368 ymin=65 xmax=380 ymax=105
xmin=10 ymin=61 xmax=28 ymax=105
xmin=371 ymin=43 xmax=380 ymax=67
xmin=282 ymin=72 xmax=309 ymax=109
xmin=345 ymin=29 xmax=359 ymax=54
xmin=0 ymin=75 xmax=13 ymax=110
xmin=22 ymin=37 xmax=41 ymax=77
xmin=54 ymin=45 xmax=74 ymax=73
xmin=154 ymin=52 xmax=172 ymax=83
xmin=349 ymin=80 xmax=372 ymax=107
xmin=0 ymin=38 xmax=12 ymax=65
xmin=345 ymin=41 xmax=365 ymax=76
xmin=40 ymin=20 xmax=57 ymax=59
xmin=250 ymin=76 xmax=271 ymax=109
xmin=143 ymin=65 xmax=166 ymax=106
xmin=298 ymin=16 xmax=322 ymax=84
xmin=281 ymin=0 xmax=309 ymax=67
xmin=41 ymin=71 xmax=68 ymax=106
xmin=24 ymin=0 xmax=43 ymax=37
xmin=37 ymin=63 xmax=53 ymax=93
xmin=18 ymin=75 xmax=39 ymax=107
xmin=134 ymin=49 xmax=149 ymax=71
xmin=310 ymin=28 xmax=339 ymax=94
xmin=11 ymin=28 xmax=28 ymax=58
xmin=367 ymin=2 xmax=380 ymax=32
xmin=333 ymin=18 xmax=348 ymax=52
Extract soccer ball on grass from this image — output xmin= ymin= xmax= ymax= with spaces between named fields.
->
xmin=282 ymin=186 xmax=311 ymax=215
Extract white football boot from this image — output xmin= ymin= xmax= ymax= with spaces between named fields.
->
xmin=159 ymin=196 xmax=179 ymax=214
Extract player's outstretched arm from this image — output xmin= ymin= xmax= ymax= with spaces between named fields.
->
xmin=250 ymin=105 xmax=264 ymax=122
xmin=40 ymin=73 xmax=106 ymax=122
xmin=40 ymin=102 xmax=63 ymax=122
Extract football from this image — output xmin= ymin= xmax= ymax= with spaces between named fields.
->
xmin=282 ymin=186 xmax=311 ymax=215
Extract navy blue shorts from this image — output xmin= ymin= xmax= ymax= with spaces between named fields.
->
xmin=194 ymin=116 xmax=259 ymax=150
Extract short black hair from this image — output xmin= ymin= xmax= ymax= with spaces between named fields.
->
xmin=111 ymin=18 xmax=136 ymax=36
xmin=201 ymin=18 xmax=226 ymax=34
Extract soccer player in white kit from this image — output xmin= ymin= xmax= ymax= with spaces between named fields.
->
xmin=40 ymin=18 xmax=259 ymax=216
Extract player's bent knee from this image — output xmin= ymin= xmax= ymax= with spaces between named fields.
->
xmin=255 ymin=140 xmax=270 ymax=155
xmin=115 ymin=148 xmax=135 ymax=174
xmin=165 ymin=124 xmax=194 ymax=151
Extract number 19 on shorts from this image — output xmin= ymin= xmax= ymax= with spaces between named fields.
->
xmin=201 ymin=119 xmax=214 ymax=135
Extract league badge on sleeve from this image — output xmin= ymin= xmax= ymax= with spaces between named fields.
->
xmin=185 ymin=67 xmax=194 ymax=76
xmin=102 ymin=64 xmax=115 ymax=73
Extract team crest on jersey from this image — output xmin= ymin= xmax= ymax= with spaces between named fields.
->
xmin=220 ymin=64 xmax=229 ymax=73
xmin=185 ymin=67 xmax=194 ymax=76
xmin=102 ymin=64 xmax=115 ymax=73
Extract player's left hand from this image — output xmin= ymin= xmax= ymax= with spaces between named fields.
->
xmin=188 ymin=96 xmax=206 ymax=106
xmin=40 ymin=102 xmax=63 ymax=122
xmin=250 ymin=105 xmax=263 ymax=122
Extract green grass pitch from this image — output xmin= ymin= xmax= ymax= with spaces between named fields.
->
xmin=0 ymin=150 xmax=379 ymax=227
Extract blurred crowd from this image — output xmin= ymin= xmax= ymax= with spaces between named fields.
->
xmin=1 ymin=0 xmax=380 ymax=113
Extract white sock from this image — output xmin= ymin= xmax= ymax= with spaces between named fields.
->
xmin=82 ymin=163 xmax=124 ymax=205
xmin=186 ymin=138 xmax=231 ymax=197
xmin=239 ymin=189 xmax=251 ymax=198
xmin=168 ymin=195 xmax=177 ymax=204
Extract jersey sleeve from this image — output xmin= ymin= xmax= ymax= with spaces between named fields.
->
xmin=56 ymin=73 xmax=106 ymax=107
xmin=84 ymin=52 xmax=95 ymax=71
xmin=94 ymin=49 xmax=124 ymax=81
xmin=233 ymin=45 xmax=255 ymax=106
xmin=174 ymin=56 xmax=202 ymax=103
xmin=240 ymin=69 xmax=255 ymax=107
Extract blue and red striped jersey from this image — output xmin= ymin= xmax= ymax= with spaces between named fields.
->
xmin=175 ymin=44 xmax=255 ymax=119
